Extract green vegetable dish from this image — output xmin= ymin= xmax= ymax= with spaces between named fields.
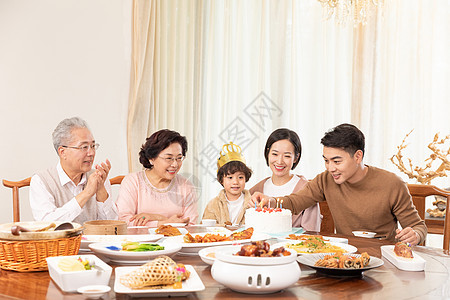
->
xmin=121 ymin=242 xmax=165 ymax=252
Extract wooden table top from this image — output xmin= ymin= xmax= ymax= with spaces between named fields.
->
xmin=1 ymin=227 xmax=449 ymax=299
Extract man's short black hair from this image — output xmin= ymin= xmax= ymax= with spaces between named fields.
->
xmin=320 ymin=123 xmax=365 ymax=156
xmin=217 ymin=161 xmax=252 ymax=186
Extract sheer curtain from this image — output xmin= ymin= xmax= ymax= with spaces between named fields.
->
xmin=356 ymin=0 xmax=450 ymax=188
xmin=128 ymin=0 xmax=449 ymax=216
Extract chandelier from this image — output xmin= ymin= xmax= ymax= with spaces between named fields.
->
xmin=317 ymin=0 xmax=382 ymax=26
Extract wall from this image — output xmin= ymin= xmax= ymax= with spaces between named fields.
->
xmin=0 ymin=0 xmax=132 ymax=223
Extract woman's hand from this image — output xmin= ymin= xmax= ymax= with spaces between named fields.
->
xmin=250 ymin=192 xmax=272 ymax=208
xmin=158 ymin=214 xmax=190 ymax=226
xmin=130 ymin=213 xmax=154 ymax=226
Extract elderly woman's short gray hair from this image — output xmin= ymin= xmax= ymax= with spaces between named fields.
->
xmin=52 ymin=117 xmax=90 ymax=153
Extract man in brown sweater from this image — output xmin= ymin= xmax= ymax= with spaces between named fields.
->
xmin=251 ymin=123 xmax=427 ymax=245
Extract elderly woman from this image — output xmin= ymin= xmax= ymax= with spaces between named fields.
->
xmin=116 ymin=129 xmax=198 ymax=226
xmin=249 ymin=128 xmax=321 ymax=231
xmin=29 ymin=117 xmax=117 ymax=223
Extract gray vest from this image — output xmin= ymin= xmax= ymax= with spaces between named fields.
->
xmin=37 ymin=167 xmax=98 ymax=224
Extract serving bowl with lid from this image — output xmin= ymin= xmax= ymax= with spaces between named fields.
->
xmin=211 ymin=245 xmax=300 ymax=294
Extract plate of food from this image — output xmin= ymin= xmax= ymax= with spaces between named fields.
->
xmin=114 ymin=256 xmax=205 ymax=297
xmin=88 ymin=242 xmax=181 ymax=264
xmin=167 ymin=227 xmax=271 ymax=254
xmin=80 ymin=234 xmax=163 ymax=251
xmin=352 ymin=231 xmax=377 ymax=238
xmin=272 ymin=239 xmax=357 ymax=255
xmin=381 ymin=242 xmax=426 ymax=271
xmin=148 ymin=225 xmax=188 ymax=237
xmin=297 ymin=252 xmax=384 ymax=277
xmin=279 ymin=234 xmax=348 ymax=244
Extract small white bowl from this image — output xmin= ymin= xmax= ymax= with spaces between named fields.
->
xmin=201 ymin=219 xmax=217 ymax=226
xmin=77 ymin=285 xmax=110 ymax=299
xmin=198 ymin=246 xmax=227 ymax=265
xmin=352 ymin=231 xmax=376 ymax=238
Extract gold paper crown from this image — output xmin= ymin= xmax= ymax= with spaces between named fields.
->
xmin=217 ymin=142 xmax=246 ymax=171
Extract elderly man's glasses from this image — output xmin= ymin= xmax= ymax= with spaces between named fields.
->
xmin=159 ymin=156 xmax=185 ymax=164
xmin=62 ymin=143 xmax=100 ymax=152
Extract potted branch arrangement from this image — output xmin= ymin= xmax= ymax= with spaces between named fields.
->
xmin=391 ymin=130 xmax=450 ymax=218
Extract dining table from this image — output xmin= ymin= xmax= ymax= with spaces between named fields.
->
xmin=0 ymin=226 xmax=449 ymax=300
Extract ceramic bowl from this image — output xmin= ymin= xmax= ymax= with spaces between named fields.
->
xmin=46 ymin=255 xmax=112 ymax=292
xmin=77 ymin=285 xmax=110 ymax=299
xmin=211 ymin=245 xmax=300 ymax=294
xmin=201 ymin=219 xmax=217 ymax=226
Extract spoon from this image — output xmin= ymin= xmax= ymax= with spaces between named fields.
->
xmin=11 ymin=222 xmax=73 ymax=235
xmin=54 ymin=222 xmax=74 ymax=231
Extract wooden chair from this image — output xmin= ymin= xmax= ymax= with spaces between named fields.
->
xmin=407 ymin=184 xmax=450 ymax=250
xmin=3 ymin=175 xmax=125 ymax=222
xmin=319 ymin=201 xmax=335 ymax=234
xmin=109 ymin=175 xmax=124 ymax=185
xmin=2 ymin=178 xmax=31 ymax=222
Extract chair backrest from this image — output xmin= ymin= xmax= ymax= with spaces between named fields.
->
xmin=2 ymin=178 xmax=31 ymax=222
xmin=319 ymin=201 xmax=335 ymax=234
xmin=407 ymin=184 xmax=450 ymax=251
xmin=2 ymin=175 xmax=125 ymax=222
xmin=110 ymin=175 xmax=125 ymax=185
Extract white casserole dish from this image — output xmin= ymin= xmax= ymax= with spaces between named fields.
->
xmin=211 ymin=245 xmax=300 ymax=294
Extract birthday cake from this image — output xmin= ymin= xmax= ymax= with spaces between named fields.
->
xmin=245 ymin=207 xmax=292 ymax=233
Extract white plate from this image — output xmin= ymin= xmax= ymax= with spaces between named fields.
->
xmin=198 ymin=246 xmax=221 ymax=265
xmin=148 ymin=228 xmax=188 ymax=236
xmin=278 ymin=234 xmax=348 ymax=244
xmin=380 ymin=245 xmax=426 ymax=271
xmin=272 ymin=241 xmax=357 ymax=255
xmin=81 ymin=234 xmax=163 ymax=251
xmin=167 ymin=232 xmax=272 ymax=254
xmin=88 ymin=242 xmax=181 ymax=263
xmin=165 ymin=223 xmax=188 ymax=227
xmin=297 ymin=253 xmax=384 ymax=277
xmin=352 ymin=231 xmax=377 ymax=238
xmin=114 ymin=265 xmax=205 ymax=297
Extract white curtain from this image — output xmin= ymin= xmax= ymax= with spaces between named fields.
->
xmin=357 ymin=0 xmax=450 ymax=189
xmin=128 ymin=0 xmax=450 ymax=216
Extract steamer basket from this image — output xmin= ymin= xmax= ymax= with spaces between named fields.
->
xmin=0 ymin=234 xmax=81 ymax=272
xmin=83 ymin=220 xmax=127 ymax=235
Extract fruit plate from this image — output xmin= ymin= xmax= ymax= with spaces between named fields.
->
xmin=114 ymin=265 xmax=205 ymax=297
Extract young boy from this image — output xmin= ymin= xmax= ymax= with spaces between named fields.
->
xmin=202 ymin=142 xmax=253 ymax=226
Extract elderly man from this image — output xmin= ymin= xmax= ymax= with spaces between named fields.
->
xmin=30 ymin=117 xmax=117 ymax=223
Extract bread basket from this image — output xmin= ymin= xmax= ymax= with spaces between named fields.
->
xmin=0 ymin=222 xmax=82 ymax=272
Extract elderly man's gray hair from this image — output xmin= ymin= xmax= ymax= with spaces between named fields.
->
xmin=52 ymin=117 xmax=90 ymax=153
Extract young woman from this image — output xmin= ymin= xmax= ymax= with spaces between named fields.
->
xmin=249 ymin=128 xmax=321 ymax=231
